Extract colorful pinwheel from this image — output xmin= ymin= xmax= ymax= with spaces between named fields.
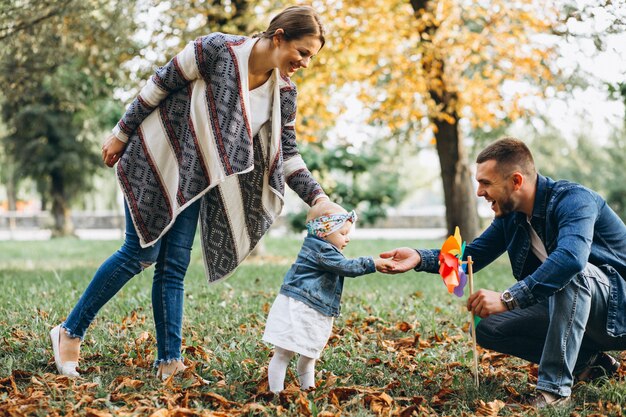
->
xmin=438 ymin=226 xmax=479 ymax=386
xmin=438 ymin=226 xmax=467 ymax=297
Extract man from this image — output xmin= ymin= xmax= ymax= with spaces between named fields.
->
xmin=382 ymin=137 xmax=626 ymax=407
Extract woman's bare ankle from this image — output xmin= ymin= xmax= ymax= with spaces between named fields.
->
xmin=158 ymin=360 xmax=186 ymax=377
xmin=59 ymin=330 xmax=81 ymax=363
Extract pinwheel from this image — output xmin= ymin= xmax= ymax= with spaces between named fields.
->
xmin=439 ymin=227 xmax=479 ymax=386
xmin=438 ymin=226 xmax=467 ymax=297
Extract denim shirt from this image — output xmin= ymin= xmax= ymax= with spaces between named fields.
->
xmin=279 ymin=235 xmax=376 ymax=317
xmin=416 ymin=175 xmax=626 ymax=336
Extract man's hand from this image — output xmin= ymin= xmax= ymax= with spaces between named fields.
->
xmin=467 ymin=289 xmax=507 ymax=318
xmin=378 ymin=247 xmax=421 ymax=274
xmin=102 ymin=133 xmax=127 ymax=167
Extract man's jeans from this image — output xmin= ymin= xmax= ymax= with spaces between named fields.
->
xmin=476 ymin=264 xmax=626 ymax=397
xmin=63 ymin=199 xmax=201 ymax=366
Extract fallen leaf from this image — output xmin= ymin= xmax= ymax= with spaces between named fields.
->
xmin=85 ymin=408 xmax=114 ymax=417
xmin=475 ymin=399 xmax=505 ymax=416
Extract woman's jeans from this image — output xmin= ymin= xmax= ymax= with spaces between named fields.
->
xmin=476 ymin=264 xmax=626 ymax=397
xmin=63 ymin=199 xmax=201 ymax=366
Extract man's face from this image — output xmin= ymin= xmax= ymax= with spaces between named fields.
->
xmin=475 ymin=160 xmax=516 ymax=218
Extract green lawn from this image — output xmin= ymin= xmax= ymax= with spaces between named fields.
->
xmin=0 ymin=236 xmax=623 ymax=416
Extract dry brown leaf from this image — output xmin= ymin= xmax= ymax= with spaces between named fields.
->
xmin=296 ymin=391 xmax=312 ymax=417
xmin=134 ymin=331 xmax=150 ymax=344
xmin=317 ymin=411 xmax=341 ymax=417
xmin=367 ymin=357 xmax=382 ymax=366
xmin=240 ymin=402 xmax=267 ymax=414
xmin=85 ymin=408 xmax=114 ymax=417
xmin=183 ymin=345 xmax=210 ymax=361
xmin=365 ymin=392 xmax=393 ymax=416
xmin=170 ymin=408 xmax=198 ymax=417
xmin=474 ymin=399 xmax=505 ymax=416
xmin=396 ymin=322 xmax=413 ymax=332
xmin=199 ymin=392 xmax=235 ymax=408
xmin=112 ymin=377 xmax=144 ymax=392
xmin=328 ymin=387 xmax=362 ymax=404
xmin=503 ymin=385 xmax=520 ymax=397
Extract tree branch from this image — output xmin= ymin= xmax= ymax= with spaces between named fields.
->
xmin=0 ymin=0 xmax=73 ymax=41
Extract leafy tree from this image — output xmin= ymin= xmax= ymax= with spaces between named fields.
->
xmin=124 ymin=0 xmax=268 ymax=85
xmin=525 ymin=121 xmax=625 ymax=222
xmin=294 ymin=0 xmax=621 ymax=239
xmin=0 ymin=0 xmax=139 ymax=235
xmin=605 ymin=82 xmax=626 ymax=220
xmin=287 ymin=139 xmax=407 ymax=231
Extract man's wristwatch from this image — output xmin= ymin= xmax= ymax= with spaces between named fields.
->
xmin=500 ymin=290 xmax=517 ymax=311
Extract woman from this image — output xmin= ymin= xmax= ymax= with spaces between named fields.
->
xmin=50 ymin=5 xmax=329 ymax=380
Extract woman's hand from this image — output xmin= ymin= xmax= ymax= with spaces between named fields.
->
xmin=101 ymin=134 xmax=127 ymax=167
xmin=312 ymin=195 xmax=330 ymax=206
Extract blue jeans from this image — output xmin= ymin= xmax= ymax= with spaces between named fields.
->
xmin=63 ymin=199 xmax=201 ymax=366
xmin=476 ymin=264 xmax=626 ymax=397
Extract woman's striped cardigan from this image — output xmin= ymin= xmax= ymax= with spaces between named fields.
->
xmin=113 ymin=33 xmax=325 ymax=284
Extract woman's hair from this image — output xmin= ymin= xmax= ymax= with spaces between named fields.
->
xmin=253 ymin=5 xmax=325 ymax=48
xmin=476 ymin=136 xmax=537 ymax=178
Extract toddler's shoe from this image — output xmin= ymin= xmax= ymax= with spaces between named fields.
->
xmin=50 ymin=325 xmax=80 ymax=377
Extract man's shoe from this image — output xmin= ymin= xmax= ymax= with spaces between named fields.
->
xmin=576 ymin=352 xmax=620 ymax=383
xmin=514 ymin=390 xmax=570 ymax=409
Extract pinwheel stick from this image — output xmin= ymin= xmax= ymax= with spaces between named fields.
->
xmin=465 ymin=256 xmax=479 ymax=387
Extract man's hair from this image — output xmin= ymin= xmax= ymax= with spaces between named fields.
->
xmin=476 ymin=137 xmax=537 ymax=178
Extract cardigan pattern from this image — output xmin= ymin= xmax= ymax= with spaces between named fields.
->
xmin=114 ymin=33 xmax=324 ymax=283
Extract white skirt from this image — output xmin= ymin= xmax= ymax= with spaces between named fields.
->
xmin=262 ymin=293 xmax=334 ymax=359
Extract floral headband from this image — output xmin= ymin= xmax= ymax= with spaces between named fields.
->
xmin=306 ymin=210 xmax=358 ymax=238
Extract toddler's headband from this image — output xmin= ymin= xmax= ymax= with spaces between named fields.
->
xmin=306 ymin=210 xmax=357 ymax=238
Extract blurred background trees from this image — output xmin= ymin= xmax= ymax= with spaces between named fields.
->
xmin=0 ymin=0 xmax=140 ymax=235
xmin=0 ymin=0 xmax=624 ymax=237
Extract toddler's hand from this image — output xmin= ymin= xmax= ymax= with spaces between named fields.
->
xmin=379 ymin=247 xmax=421 ymax=273
xmin=374 ymin=257 xmax=395 ymax=273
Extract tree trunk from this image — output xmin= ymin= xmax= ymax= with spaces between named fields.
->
xmin=5 ymin=162 xmax=17 ymax=230
xmin=50 ymin=171 xmax=75 ymax=237
xmin=434 ymin=119 xmax=480 ymax=240
xmin=410 ymin=0 xmax=480 ymax=240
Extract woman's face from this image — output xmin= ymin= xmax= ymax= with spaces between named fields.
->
xmin=275 ymin=34 xmax=322 ymax=77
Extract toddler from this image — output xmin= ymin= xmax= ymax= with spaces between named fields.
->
xmin=262 ymin=202 xmax=392 ymax=392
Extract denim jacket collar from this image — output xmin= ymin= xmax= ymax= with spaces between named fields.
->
xmin=531 ymin=174 xmax=550 ymax=221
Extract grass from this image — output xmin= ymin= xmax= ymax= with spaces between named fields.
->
xmin=0 ymin=235 xmax=624 ymax=416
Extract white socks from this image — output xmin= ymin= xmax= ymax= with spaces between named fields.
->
xmin=268 ymin=348 xmax=294 ymax=393
xmin=296 ymin=355 xmax=316 ymax=390
xmin=268 ymin=347 xmax=316 ymax=393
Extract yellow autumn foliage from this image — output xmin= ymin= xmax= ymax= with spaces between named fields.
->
xmin=293 ymin=0 xmax=563 ymax=141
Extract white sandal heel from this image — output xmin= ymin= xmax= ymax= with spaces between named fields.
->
xmin=50 ymin=325 xmax=80 ymax=377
